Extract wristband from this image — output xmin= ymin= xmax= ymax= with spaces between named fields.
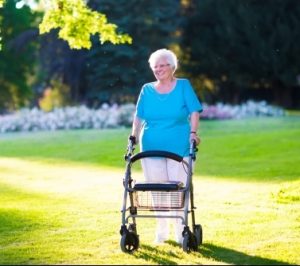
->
xmin=190 ymin=131 xmax=197 ymax=134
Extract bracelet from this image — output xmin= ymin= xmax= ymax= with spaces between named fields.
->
xmin=190 ymin=131 xmax=197 ymax=134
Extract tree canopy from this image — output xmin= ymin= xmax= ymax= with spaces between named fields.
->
xmin=1 ymin=0 xmax=300 ymax=112
xmin=0 ymin=0 xmax=40 ymax=111
xmin=181 ymin=0 xmax=300 ymax=107
xmin=0 ymin=0 xmax=132 ymax=50
xmin=84 ymin=0 xmax=182 ymax=104
xmin=39 ymin=0 xmax=132 ymax=49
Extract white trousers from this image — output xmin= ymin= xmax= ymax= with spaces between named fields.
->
xmin=141 ymin=157 xmax=191 ymax=243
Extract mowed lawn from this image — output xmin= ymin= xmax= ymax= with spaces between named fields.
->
xmin=0 ymin=117 xmax=299 ymax=265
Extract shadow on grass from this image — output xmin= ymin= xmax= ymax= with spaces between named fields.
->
xmin=133 ymin=244 xmax=180 ymax=265
xmin=167 ymin=241 xmax=292 ymax=265
xmin=0 ymin=181 xmax=66 ymax=239
xmin=199 ymin=243 xmax=292 ymax=265
xmin=0 ymin=209 xmax=46 ymax=236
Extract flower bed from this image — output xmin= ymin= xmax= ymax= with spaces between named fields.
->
xmin=0 ymin=101 xmax=285 ymax=133
xmin=201 ymin=100 xmax=286 ymax=120
xmin=0 ymin=103 xmax=135 ymax=133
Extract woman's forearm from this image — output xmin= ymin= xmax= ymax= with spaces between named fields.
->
xmin=190 ymin=112 xmax=200 ymax=132
xmin=131 ymin=116 xmax=142 ymax=138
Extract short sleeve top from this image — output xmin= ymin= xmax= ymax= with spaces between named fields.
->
xmin=135 ymin=78 xmax=203 ymax=157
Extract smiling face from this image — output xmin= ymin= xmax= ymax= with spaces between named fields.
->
xmin=151 ymin=57 xmax=174 ymax=82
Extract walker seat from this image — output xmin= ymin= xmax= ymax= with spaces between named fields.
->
xmin=133 ymin=181 xmax=184 ymax=191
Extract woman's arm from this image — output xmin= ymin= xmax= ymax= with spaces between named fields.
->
xmin=190 ymin=111 xmax=201 ymax=145
xmin=130 ymin=115 xmax=142 ymax=143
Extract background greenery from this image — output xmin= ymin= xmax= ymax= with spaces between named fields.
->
xmin=1 ymin=1 xmax=299 ymax=264
xmin=0 ymin=118 xmax=299 ymax=264
xmin=1 ymin=0 xmax=300 ymax=112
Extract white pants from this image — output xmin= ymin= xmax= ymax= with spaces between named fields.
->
xmin=141 ymin=157 xmax=191 ymax=244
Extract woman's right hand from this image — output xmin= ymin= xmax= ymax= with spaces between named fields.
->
xmin=128 ymin=135 xmax=137 ymax=145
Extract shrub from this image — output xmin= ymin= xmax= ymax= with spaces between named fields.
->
xmin=0 ymin=101 xmax=285 ymax=133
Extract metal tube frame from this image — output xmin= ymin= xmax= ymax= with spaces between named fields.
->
xmin=121 ymin=140 xmax=197 ymax=236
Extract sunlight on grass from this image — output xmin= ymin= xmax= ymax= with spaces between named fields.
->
xmin=0 ymin=117 xmax=299 ymax=264
xmin=272 ymin=180 xmax=300 ymax=203
xmin=0 ymin=157 xmax=299 ymax=265
xmin=0 ymin=157 xmax=121 ymax=196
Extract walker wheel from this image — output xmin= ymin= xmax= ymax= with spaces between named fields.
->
xmin=182 ymin=232 xmax=198 ymax=253
xmin=120 ymin=232 xmax=139 ymax=253
xmin=194 ymin=224 xmax=203 ymax=245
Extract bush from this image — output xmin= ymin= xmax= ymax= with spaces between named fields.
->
xmin=0 ymin=103 xmax=135 ymax=133
xmin=0 ymin=101 xmax=285 ymax=133
xmin=200 ymin=100 xmax=286 ymax=120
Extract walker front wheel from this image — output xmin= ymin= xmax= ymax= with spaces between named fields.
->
xmin=182 ymin=233 xmax=198 ymax=253
xmin=120 ymin=232 xmax=139 ymax=253
xmin=194 ymin=224 xmax=203 ymax=246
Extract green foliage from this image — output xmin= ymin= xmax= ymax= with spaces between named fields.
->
xmin=85 ymin=0 xmax=182 ymax=104
xmin=1 ymin=0 xmax=300 ymax=111
xmin=181 ymin=0 xmax=300 ymax=107
xmin=0 ymin=0 xmax=4 ymax=51
xmin=0 ymin=0 xmax=40 ymax=112
xmin=38 ymin=78 xmax=71 ymax=111
xmin=39 ymin=0 xmax=132 ymax=49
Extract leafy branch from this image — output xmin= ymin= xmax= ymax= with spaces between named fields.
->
xmin=1 ymin=0 xmax=132 ymax=50
xmin=39 ymin=0 xmax=132 ymax=49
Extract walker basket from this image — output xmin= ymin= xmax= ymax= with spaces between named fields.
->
xmin=132 ymin=181 xmax=185 ymax=210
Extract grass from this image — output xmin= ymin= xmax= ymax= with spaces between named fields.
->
xmin=0 ymin=117 xmax=299 ymax=265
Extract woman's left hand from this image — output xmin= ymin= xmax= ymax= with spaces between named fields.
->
xmin=190 ymin=132 xmax=200 ymax=145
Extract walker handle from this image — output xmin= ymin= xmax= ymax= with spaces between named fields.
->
xmin=124 ymin=135 xmax=136 ymax=161
xmin=130 ymin=150 xmax=183 ymax=163
xmin=190 ymin=140 xmax=198 ymax=160
xmin=128 ymin=135 xmax=136 ymax=145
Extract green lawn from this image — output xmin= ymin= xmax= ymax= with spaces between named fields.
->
xmin=0 ymin=117 xmax=299 ymax=265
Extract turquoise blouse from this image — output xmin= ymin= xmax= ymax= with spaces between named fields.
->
xmin=136 ymin=78 xmax=203 ymax=157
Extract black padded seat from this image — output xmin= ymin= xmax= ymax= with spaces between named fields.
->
xmin=133 ymin=181 xmax=184 ymax=191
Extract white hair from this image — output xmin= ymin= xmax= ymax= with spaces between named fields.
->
xmin=148 ymin=48 xmax=178 ymax=71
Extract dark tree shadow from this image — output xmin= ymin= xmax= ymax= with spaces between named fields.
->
xmin=170 ymin=240 xmax=292 ymax=265
xmin=0 ymin=182 xmax=60 ymax=235
xmin=199 ymin=243 xmax=293 ymax=265
xmin=133 ymin=244 xmax=180 ymax=265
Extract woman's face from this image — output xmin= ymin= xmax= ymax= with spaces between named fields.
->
xmin=151 ymin=57 xmax=173 ymax=81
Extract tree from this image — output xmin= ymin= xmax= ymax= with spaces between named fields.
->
xmin=0 ymin=0 xmax=40 ymax=111
xmin=0 ymin=0 xmax=132 ymax=50
xmin=181 ymin=0 xmax=300 ymax=108
xmin=84 ymin=0 xmax=182 ymax=105
xmin=0 ymin=0 xmax=133 ymax=112
xmin=39 ymin=0 xmax=132 ymax=49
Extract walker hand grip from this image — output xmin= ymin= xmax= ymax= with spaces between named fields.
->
xmin=190 ymin=140 xmax=198 ymax=160
xmin=130 ymin=150 xmax=183 ymax=163
xmin=129 ymin=135 xmax=136 ymax=145
xmin=191 ymin=139 xmax=196 ymax=148
xmin=124 ymin=136 xmax=136 ymax=161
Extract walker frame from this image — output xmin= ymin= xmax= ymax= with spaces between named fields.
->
xmin=119 ymin=137 xmax=202 ymax=253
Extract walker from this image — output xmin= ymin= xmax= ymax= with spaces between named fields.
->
xmin=119 ymin=136 xmax=202 ymax=253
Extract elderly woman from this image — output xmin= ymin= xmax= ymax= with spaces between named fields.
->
xmin=130 ymin=48 xmax=203 ymax=244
